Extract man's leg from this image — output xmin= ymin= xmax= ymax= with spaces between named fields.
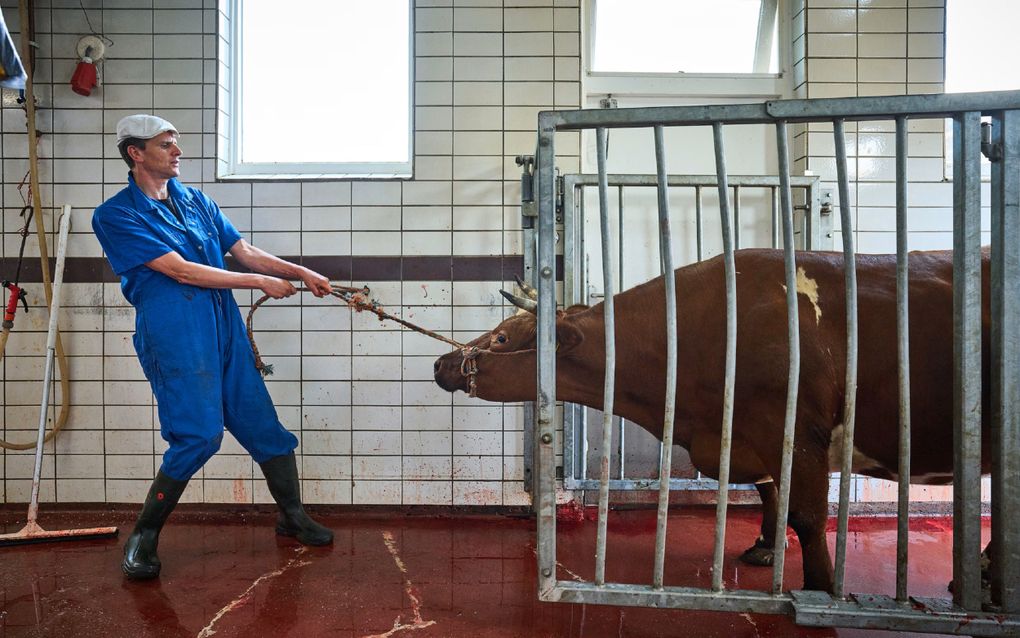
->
xmin=122 ymin=470 xmax=189 ymax=579
xmin=258 ymin=452 xmax=333 ymax=546
xmin=129 ymin=293 xmax=227 ymax=578
xmin=220 ymin=302 xmax=332 ymax=546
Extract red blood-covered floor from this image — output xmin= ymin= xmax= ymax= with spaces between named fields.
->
xmin=0 ymin=506 xmax=986 ymax=637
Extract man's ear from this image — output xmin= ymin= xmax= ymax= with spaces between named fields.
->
xmin=555 ymin=318 xmax=584 ymax=352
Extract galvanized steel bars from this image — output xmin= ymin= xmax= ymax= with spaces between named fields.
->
xmin=593 ymin=127 xmax=616 ymax=586
xmin=990 ymin=109 xmax=1020 ymax=613
xmin=535 ymin=113 xmax=558 ymax=600
xmin=711 ymin=122 xmax=739 ymax=593
xmin=769 ymin=120 xmax=802 ymax=595
xmin=530 ymin=91 xmax=1020 ymax=630
xmin=651 ymin=126 xmax=679 ymax=589
xmin=951 ymin=111 xmax=984 ymax=611
xmin=830 ymin=118 xmax=859 ymax=600
xmin=894 ymin=115 xmax=912 ymax=603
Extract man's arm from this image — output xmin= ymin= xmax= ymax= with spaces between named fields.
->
xmin=228 ymin=239 xmax=332 ymax=297
xmin=145 ymin=251 xmax=297 ymax=299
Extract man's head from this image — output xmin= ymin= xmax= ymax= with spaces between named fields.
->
xmin=116 ymin=114 xmax=180 ymax=173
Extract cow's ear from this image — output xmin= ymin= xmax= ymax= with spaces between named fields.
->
xmin=555 ymin=318 xmax=584 ymax=352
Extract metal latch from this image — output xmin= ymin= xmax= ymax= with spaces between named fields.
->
xmin=981 ymin=121 xmax=1002 ymax=162
xmin=516 ymin=155 xmax=537 ymax=228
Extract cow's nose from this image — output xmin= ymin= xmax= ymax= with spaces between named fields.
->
xmin=434 ymin=359 xmax=442 ymax=375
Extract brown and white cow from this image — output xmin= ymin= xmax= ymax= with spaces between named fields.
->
xmin=433 ymin=248 xmax=992 ymax=592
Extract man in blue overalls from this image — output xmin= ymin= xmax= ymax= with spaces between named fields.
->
xmin=93 ymin=114 xmax=334 ymax=579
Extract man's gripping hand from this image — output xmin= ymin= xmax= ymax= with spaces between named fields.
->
xmin=300 ymin=268 xmax=333 ymax=298
xmin=260 ymin=276 xmax=298 ymax=299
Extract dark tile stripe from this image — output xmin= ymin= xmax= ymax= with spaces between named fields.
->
xmin=0 ymin=255 xmax=563 ymax=284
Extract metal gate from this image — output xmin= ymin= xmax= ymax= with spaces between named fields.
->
xmin=531 ymin=91 xmax=1020 ymax=634
xmin=561 ymin=173 xmax=825 ymax=495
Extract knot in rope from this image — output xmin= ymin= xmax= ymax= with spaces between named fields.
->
xmin=459 ymin=346 xmax=481 ymax=398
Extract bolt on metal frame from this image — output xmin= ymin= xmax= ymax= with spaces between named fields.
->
xmin=532 ymin=90 xmax=1020 ymax=635
xmin=557 ymin=172 xmax=823 ymax=494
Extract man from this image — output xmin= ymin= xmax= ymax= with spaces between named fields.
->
xmin=93 ymin=114 xmax=334 ymax=580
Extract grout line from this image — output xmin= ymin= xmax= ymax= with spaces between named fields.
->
xmin=362 ymin=530 xmax=436 ymax=638
xmin=196 ymin=546 xmax=312 ymax=638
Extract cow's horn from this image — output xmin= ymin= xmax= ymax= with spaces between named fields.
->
xmin=514 ymin=274 xmax=537 ymax=300
xmin=500 ymin=289 xmax=537 ymax=313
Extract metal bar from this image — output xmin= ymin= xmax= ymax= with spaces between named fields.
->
xmin=564 ymin=174 xmax=819 ymax=188
xmin=594 ymin=127 xmax=617 ymax=586
xmin=651 ymin=125 xmax=679 ymax=589
xmin=771 ymin=120 xmax=801 ymax=594
xmin=990 ymin=109 xmax=1020 ymax=613
xmin=792 ymin=592 xmax=1020 ymax=636
xmin=535 ymin=112 xmax=559 ymax=599
xmin=564 ymin=477 xmax=760 ymax=491
xmin=711 ymin=122 xmax=738 ymax=592
xmin=695 ymin=185 xmax=704 ymax=260
xmin=832 ymin=119 xmax=860 ymax=600
xmin=579 ymin=188 xmax=589 ymax=484
xmin=894 ymin=116 xmax=912 ymax=603
xmin=617 ymin=185 xmax=626 ymax=482
xmin=951 ymin=111 xmax=984 ymax=611
xmin=547 ymin=581 xmax=794 ymax=614
xmin=560 ymin=177 xmax=578 ymax=491
xmin=803 ymin=185 xmax=813 ymax=250
xmin=771 ymin=186 xmax=780 ymax=248
xmin=733 ymin=184 xmax=741 ymax=249
xmin=543 ymin=90 xmax=1020 ymax=130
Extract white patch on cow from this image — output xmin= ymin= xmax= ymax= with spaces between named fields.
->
xmin=828 ymin=424 xmax=892 ymax=476
xmin=780 ymin=267 xmax=823 ymax=325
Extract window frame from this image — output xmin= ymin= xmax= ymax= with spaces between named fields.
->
xmin=217 ymin=0 xmax=415 ymax=180
xmin=583 ymin=0 xmax=792 ymax=102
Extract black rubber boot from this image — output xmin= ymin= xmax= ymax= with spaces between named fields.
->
xmin=123 ymin=471 xmax=189 ymax=580
xmin=259 ymin=453 xmax=333 ymax=546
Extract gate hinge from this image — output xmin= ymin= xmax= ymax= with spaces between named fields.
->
xmin=981 ymin=122 xmax=1003 ymax=162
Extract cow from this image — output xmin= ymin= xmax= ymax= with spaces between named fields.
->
xmin=433 ymin=248 xmax=992 ymax=593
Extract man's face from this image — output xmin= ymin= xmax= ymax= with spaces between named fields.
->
xmin=132 ymin=131 xmax=182 ymax=179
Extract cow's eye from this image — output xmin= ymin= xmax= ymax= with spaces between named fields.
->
xmin=496 ymin=334 xmax=508 ymax=344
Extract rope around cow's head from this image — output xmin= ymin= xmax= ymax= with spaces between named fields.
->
xmin=245 ymin=285 xmax=483 ymax=396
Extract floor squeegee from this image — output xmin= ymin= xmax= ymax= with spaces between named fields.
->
xmin=0 ymin=207 xmax=119 ymax=547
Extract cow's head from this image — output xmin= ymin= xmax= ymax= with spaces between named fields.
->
xmin=433 ymin=279 xmax=586 ymax=398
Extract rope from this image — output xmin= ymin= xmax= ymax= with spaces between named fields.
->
xmin=246 ymin=285 xmax=468 ymax=378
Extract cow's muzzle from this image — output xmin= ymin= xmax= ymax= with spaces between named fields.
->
xmin=434 ymin=347 xmax=481 ymax=396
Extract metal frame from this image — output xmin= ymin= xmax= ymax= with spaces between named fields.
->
xmin=558 ymin=173 xmax=824 ymax=493
xmin=532 ymin=89 xmax=1020 ymax=633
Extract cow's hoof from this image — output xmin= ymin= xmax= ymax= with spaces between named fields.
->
xmin=739 ymin=540 xmax=775 ymax=567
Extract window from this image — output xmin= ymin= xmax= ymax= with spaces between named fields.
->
xmin=584 ymin=0 xmax=787 ymax=101
xmin=944 ymin=0 xmax=1020 ymax=178
xmin=218 ymin=0 xmax=413 ymax=179
xmin=945 ymin=0 xmax=1020 ymax=94
xmin=591 ymin=0 xmax=778 ymax=74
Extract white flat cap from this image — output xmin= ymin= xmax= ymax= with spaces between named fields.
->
xmin=116 ymin=114 xmax=178 ymax=144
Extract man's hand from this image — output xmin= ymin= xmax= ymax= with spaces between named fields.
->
xmin=260 ymin=276 xmax=297 ymax=299
xmin=300 ymin=268 xmax=333 ymax=298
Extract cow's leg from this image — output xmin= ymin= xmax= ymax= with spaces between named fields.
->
xmin=786 ymin=456 xmax=834 ymax=592
xmin=739 ymin=480 xmax=779 ymax=567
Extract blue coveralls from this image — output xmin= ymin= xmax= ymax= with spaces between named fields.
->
xmin=92 ymin=174 xmax=298 ymax=481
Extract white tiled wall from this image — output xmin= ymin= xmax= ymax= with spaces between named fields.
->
xmin=0 ymin=0 xmax=982 ymax=508
xmin=0 ymin=0 xmax=580 ymax=505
